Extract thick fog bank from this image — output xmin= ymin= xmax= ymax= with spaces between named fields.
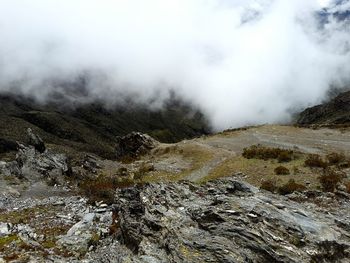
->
xmin=0 ymin=0 xmax=349 ymax=129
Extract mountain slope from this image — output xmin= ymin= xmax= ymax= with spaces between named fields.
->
xmin=0 ymin=94 xmax=210 ymax=159
xmin=297 ymin=90 xmax=350 ymax=126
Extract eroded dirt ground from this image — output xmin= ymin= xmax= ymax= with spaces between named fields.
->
xmin=142 ymin=125 xmax=350 ymax=188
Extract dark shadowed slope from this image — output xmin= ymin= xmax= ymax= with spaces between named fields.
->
xmin=0 ymin=94 xmax=210 ymax=159
xmin=297 ymin=90 xmax=350 ymax=126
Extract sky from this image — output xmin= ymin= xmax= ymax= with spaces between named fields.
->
xmin=0 ymin=0 xmax=349 ymax=130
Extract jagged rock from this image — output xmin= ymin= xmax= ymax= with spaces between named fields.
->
xmin=82 ymin=154 xmax=101 ymax=174
xmin=115 ymin=132 xmax=158 ymax=160
xmin=0 ymin=160 xmax=22 ymax=177
xmin=27 ymin=128 xmax=46 ymax=153
xmin=110 ymin=178 xmax=350 ymax=263
xmin=58 ymin=212 xmax=111 ymax=256
xmin=16 ymin=144 xmax=70 ymax=179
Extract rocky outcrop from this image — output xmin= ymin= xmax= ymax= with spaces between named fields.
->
xmin=108 ymin=178 xmax=350 ymax=263
xmin=115 ymin=132 xmax=158 ymax=160
xmin=26 ymin=128 xmax=46 ymax=153
xmin=297 ymin=90 xmax=350 ymax=126
xmin=0 ymin=130 xmax=70 ymax=180
xmin=16 ymin=144 xmax=70 ymax=179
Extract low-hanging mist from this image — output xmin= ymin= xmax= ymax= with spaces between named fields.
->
xmin=0 ymin=0 xmax=349 ymax=130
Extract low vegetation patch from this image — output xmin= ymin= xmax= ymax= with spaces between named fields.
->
xmin=318 ymin=168 xmax=345 ymax=192
xmin=260 ymin=179 xmax=277 ymax=193
xmin=304 ymin=154 xmax=328 ymax=169
xmin=326 ymin=152 xmax=346 ymax=165
xmin=79 ymin=175 xmax=135 ymax=205
xmin=242 ymin=145 xmax=294 ymax=162
xmin=278 ymin=179 xmax=306 ymax=195
xmin=274 ymin=166 xmax=290 ymax=175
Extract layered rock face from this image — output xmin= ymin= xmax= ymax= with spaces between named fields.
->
xmin=85 ymin=178 xmax=350 ymax=263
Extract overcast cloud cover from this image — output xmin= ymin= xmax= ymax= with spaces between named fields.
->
xmin=0 ymin=0 xmax=349 ymax=129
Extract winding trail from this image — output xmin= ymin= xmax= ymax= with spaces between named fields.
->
xmin=183 ymin=125 xmax=350 ymax=182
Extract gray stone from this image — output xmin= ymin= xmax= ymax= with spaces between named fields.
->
xmin=115 ymin=132 xmax=158 ymax=160
xmin=109 ymin=177 xmax=350 ymax=263
xmin=0 ymin=223 xmax=10 ymax=236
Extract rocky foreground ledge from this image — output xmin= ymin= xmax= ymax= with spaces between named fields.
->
xmin=81 ymin=178 xmax=349 ymax=263
xmin=1 ymin=177 xmax=350 ymax=262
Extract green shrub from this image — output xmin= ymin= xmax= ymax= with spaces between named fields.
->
xmin=274 ymin=166 xmax=290 ymax=175
xmin=278 ymin=179 xmax=306 ymax=195
xmin=304 ymin=154 xmax=328 ymax=169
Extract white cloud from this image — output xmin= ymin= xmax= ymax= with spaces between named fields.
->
xmin=0 ymin=0 xmax=349 ymax=129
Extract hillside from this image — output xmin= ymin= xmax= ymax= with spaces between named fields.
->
xmin=1 ymin=125 xmax=350 ymax=262
xmin=0 ymin=94 xmax=210 ymax=159
xmin=297 ymin=90 xmax=350 ymax=126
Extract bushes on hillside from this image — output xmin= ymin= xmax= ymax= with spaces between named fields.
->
xmin=80 ymin=175 xmax=134 ymax=205
xmin=304 ymin=154 xmax=328 ymax=169
xmin=260 ymin=179 xmax=277 ymax=192
xmin=278 ymin=179 xmax=306 ymax=195
xmin=243 ymin=145 xmax=293 ymax=162
xmin=274 ymin=166 xmax=290 ymax=175
xmin=318 ymin=168 xmax=345 ymax=192
xmin=326 ymin=152 xmax=346 ymax=165
xmin=260 ymin=179 xmax=306 ymax=195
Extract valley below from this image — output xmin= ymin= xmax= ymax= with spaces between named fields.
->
xmin=0 ymin=124 xmax=350 ymax=262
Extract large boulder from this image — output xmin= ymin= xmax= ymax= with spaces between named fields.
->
xmin=16 ymin=144 xmax=70 ymax=179
xmin=115 ymin=132 xmax=158 ymax=160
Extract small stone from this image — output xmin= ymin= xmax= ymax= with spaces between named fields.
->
xmin=224 ymin=210 xmax=239 ymax=215
xmin=53 ymin=201 xmax=65 ymax=206
xmin=247 ymin=213 xmax=258 ymax=218
xmin=0 ymin=223 xmax=10 ymax=236
xmin=275 ymin=204 xmax=285 ymax=209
